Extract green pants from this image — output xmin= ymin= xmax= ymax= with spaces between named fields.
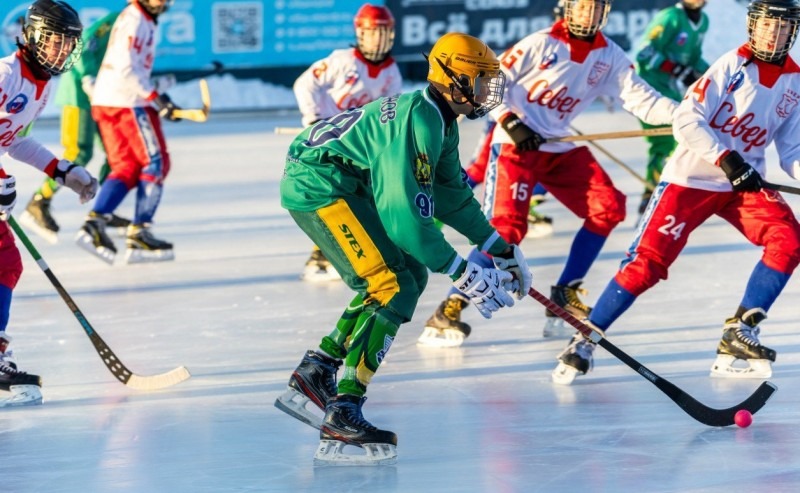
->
xmin=638 ymin=82 xmax=681 ymax=191
xmin=289 ymin=196 xmax=429 ymax=395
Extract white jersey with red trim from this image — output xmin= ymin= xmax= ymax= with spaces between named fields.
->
xmin=0 ymin=52 xmax=58 ymax=172
xmin=293 ymin=48 xmax=402 ymax=127
xmin=92 ymin=3 xmax=158 ymax=108
xmin=662 ymin=45 xmax=800 ymax=191
xmin=489 ymin=20 xmax=676 ymax=153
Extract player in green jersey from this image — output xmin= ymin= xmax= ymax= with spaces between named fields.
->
xmin=634 ymin=0 xmax=709 ymax=215
xmin=275 ymin=32 xmax=532 ymax=465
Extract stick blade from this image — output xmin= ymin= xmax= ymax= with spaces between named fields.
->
xmin=199 ymin=78 xmax=211 ymax=112
xmin=681 ymin=381 xmax=778 ymax=427
xmin=125 ymin=366 xmax=192 ymax=391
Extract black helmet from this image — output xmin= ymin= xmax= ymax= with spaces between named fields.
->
xmin=20 ymin=0 xmax=83 ymax=76
xmin=747 ymin=0 xmax=800 ymax=62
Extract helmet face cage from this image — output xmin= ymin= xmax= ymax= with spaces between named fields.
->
xmin=354 ymin=4 xmax=395 ymax=62
xmin=747 ymin=0 xmax=800 ymax=62
xmin=427 ymin=34 xmax=505 ymax=119
xmin=564 ymin=0 xmax=612 ymax=37
xmin=23 ymin=0 xmax=83 ymax=76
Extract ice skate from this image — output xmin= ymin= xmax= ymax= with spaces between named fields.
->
xmin=314 ymin=394 xmax=397 ymax=466
xmin=525 ymin=201 xmax=553 ymax=239
xmin=19 ymin=193 xmax=59 ymax=244
xmin=543 ymin=281 xmax=592 ymax=338
xmin=0 ymin=334 xmax=42 ymax=408
xmin=125 ymin=224 xmax=175 ymax=264
xmin=637 ymin=191 xmax=653 ymax=216
xmin=551 ymin=326 xmax=602 ymax=385
xmin=710 ymin=308 xmax=776 ymax=379
xmin=75 ymin=212 xmax=116 ymax=265
xmin=274 ymin=350 xmax=342 ymax=429
xmin=417 ymin=294 xmax=471 ymax=348
xmin=301 ymin=248 xmax=341 ymax=282
xmin=106 ymin=213 xmax=132 ymax=237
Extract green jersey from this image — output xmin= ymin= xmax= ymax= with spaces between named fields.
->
xmin=55 ymin=11 xmax=120 ymax=109
xmin=281 ymin=88 xmax=508 ymax=274
xmin=635 ymin=5 xmax=709 ymax=97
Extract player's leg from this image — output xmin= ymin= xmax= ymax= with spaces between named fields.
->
xmin=639 ymin=128 xmax=675 ymax=214
xmin=709 ymin=189 xmax=800 ymax=378
xmin=538 ymin=146 xmax=625 ymax=337
xmin=526 ymin=182 xmax=553 ymax=239
xmin=552 ymin=183 xmax=714 ymax=384
xmin=0 ymin=225 xmax=41 ymax=407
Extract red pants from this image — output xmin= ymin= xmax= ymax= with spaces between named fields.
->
xmin=92 ymin=106 xmax=171 ymax=188
xmin=616 ymin=183 xmax=800 ymax=295
xmin=484 ymin=144 xmax=626 ymax=245
xmin=0 ymin=222 xmax=23 ymax=290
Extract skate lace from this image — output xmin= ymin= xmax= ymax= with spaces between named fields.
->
xmin=565 ymin=286 xmax=591 ymax=313
xmin=323 ymin=359 xmax=342 ymax=395
xmin=344 ymin=397 xmax=378 ymax=431
xmin=0 ymin=361 xmax=26 ymax=377
xmin=736 ymin=324 xmax=762 ymax=347
xmin=565 ymin=335 xmax=596 ymax=360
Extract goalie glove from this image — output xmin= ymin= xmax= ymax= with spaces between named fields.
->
xmin=50 ymin=160 xmax=98 ymax=204
xmin=452 ymin=261 xmax=515 ymax=319
xmin=493 ymin=245 xmax=532 ymax=300
xmin=0 ymin=174 xmax=16 ymax=221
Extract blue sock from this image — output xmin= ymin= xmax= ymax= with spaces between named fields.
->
xmin=0 ymin=285 xmax=11 ymax=331
xmin=447 ymin=248 xmax=493 ymax=298
xmin=134 ymin=181 xmax=164 ymax=224
xmin=740 ymin=261 xmax=790 ymax=312
xmin=532 ymin=182 xmax=547 ymax=197
xmin=588 ymin=278 xmax=636 ymax=331
xmin=92 ymin=178 xmax=129 ymax=215
xmin=557 ymin=227 xmax=606 ymax=286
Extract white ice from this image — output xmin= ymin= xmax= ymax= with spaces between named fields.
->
xmin=0 ymin=102 xmax=798 ymax=493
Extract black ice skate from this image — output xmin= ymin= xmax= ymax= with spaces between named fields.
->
xmin=0 ymin=335 xmax=42 ymax=408
xmin=75 ymin=212 xmax=117 ymax=265
xmin=19 ymin=193 xmax=59 ymax=244
xmin=526 ymin=200 xmax=554 ymax=239
xmin=301 ymin=248 xmax=341 ymax=283
xmin=552 ymin=324 xmax=603 ymax=385
xmin=125 ymin=224 xmax=174 ymax=264
xmin=543 ymin=280 xmax=593 ymax=338
xmin=106 ymin=213 xmax=132 ymax=237
xmin=314 ymin=394 xmax=397 ymax=466
xmin=417 ymin=294 xmax=471 ymax=348
xmin=711 ymin=307 xmax=776 ymax=379
xmin=274 ymin=350 xmax=342 ymax=429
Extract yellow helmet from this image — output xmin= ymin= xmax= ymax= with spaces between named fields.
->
xmin=426 ymin=32 xmax=505 ymax=119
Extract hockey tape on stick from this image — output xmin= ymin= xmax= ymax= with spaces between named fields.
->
xmin=8 ymin=216 xmax=191 ymax=390
xmin=528 ymin=287 xmax=777 ymax=426
xmin=547 ymin=127 xmax=672 ymax=143
xmin=764 ymin=181 xmax=800 ymax=195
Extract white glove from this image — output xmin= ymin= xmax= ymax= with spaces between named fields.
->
xmin=0 ymin=175 xmax=16 ymax=220
xmin=154 ymin=74 xmax=177 ymax=93
xmin=493 ymin=245 xmax=533 ymax=300
xmin=81 ymin=75 xmax=95 ymax=101
xmin=452 ymin=261 xmax=515 ymax=319
xmin=52 ymin=160 xmax=98 ymax=204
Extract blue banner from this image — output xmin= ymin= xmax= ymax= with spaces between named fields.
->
xmin=0 ymin=0 xmax=366 ymax=71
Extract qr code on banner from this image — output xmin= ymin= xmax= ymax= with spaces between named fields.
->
xmin=212 ymin=2 xmax=263 ymax=53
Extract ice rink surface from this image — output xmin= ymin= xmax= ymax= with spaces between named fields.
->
xmin=1 ymin=107 xmax=799 ymax=493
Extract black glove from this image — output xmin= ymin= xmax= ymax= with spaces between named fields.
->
xmin=500 ymin=114 xmax=544 ymax=152
xmin=153 ymin=93 xmax=182 ymax=122
xmin=660 ymin=60 xmax=687 ymax=77
xmin=681 ymin=69 xmax=702 ymax=87
xmin=719 ymin=151 xmax=762 ymax=192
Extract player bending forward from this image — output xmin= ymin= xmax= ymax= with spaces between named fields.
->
xmin=553 ymin=0 xmax=800 ymax=385
xmin=0 ymin=0 xmax=97 ymax=406
xmin=275 ymin=32 xmax=532 ymax=465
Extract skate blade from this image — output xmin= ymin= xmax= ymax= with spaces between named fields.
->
xmin=313 ymin=439 xmax=397 ymax=466
xmin=551 ymin=362 xmax=580 ymax=385
xmin=18 ymin=212 xmax=58 ymax=245
xmin=416 ymin=327 xmax=465 ymax=348
xmin=75 ymin=231 xmax=116 ymax=265
xmin=543 ymin=317 xmax=575 ymax=338
xmin=710 ymin=354 xmax=773 ymax=379
xmin=274 ymin=387 xmax=323 ymax=430
xmin=0 ymin=385 xmax=43 ymax=408
xmin=301 ymin=266 xmax=342 ymax=283
xmin=125 ymin=248 xmax=175 ymax=264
